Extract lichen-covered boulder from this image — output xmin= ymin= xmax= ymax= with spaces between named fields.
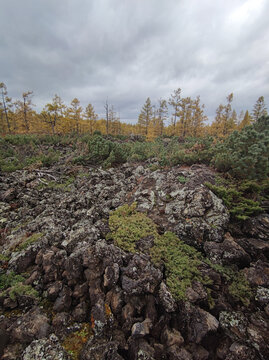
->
xmin=22 ymin=334 xmax=70 ymax=360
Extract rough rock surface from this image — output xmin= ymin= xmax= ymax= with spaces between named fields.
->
xmin=0 ymin=162 xmax=268 ymax=359
xmin=22 ymin=334 xmax=70 ymax=360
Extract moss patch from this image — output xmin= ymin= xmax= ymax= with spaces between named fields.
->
xmin=108 ymin=203 xmax=253 ymax=305
xmin=108 ymin=204 xmax=211 ymax=301
xmin=0 ymin=271 xmax=25 ymax=290
xmin=62 ymin=323 xmax=93 ymax=360
xmin=16 ymin=232 xmax=43 ymax=252
xmin=107 ymin=202 xmax=159 ymax=253
xmin=38 ymin=177 xmax=75 ymax=191
xmin=151 ymin=231 xmax=212 ymax=300
xmin=177 ymin=175 xmax=188 ymax=184
xmin=0 ymin=271 xmax=39 ymax=301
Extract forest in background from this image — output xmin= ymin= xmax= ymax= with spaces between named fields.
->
xmin=0 ymin=82 xmax=267 ymax=140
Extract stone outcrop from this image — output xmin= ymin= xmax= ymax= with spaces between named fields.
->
xmin=0 ymin=162 xmax=268 ymax=359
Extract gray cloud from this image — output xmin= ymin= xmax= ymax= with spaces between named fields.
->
xmin=1 ymin=0 xmax=268 ymax=123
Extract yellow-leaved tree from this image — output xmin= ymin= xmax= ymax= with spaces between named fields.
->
xmin=210 ymin=93 xmax=237 ymax=138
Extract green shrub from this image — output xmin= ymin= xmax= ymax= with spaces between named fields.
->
xmin=40 ymin=152 xmax=60 ymax=167
xmin=212 ymin=116 xmax=269 ymax=180
xmin=0 ymin=271 xmax=39 ymax=301
xmin=88 ymin=135 xmax=113 ymax=164
xmin=205 ymin=182 xmax=263 ymax=220
xmin=208 ymin=263 xmax=253 ymax=306
xmin=103 ymin=143 xmax=129 ymax=167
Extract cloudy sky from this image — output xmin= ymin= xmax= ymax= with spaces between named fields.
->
xmin=1 ymin=0 xmax=269 ymax=123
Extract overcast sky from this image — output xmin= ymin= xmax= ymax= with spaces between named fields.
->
xmin=1 ymin=0 xmax=269 ymax=123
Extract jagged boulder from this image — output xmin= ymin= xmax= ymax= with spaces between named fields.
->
xmin=9 ymin=307 xmax=50 ymax=344
xmin=22 ymin=334 xmax=70 ymax=360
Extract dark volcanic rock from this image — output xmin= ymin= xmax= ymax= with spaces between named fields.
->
xmin=53 ymin=286 xmax=72 ymax=312
xmin=121 ymin=254 xmax=162 ymax=295
xmin=186 ymin=305 xmax=219 ymax=344
xmin=9 ymin=307 xmax=50 ymax=344
xmin=80 ymin=337 xmax=123 ymax=360
xmin=1 ymin=162 xmax=268 ymax=360
xmin=204 ymin=232 xmax=251 ymax=267
xmin=242 ymin=214 xmax=269 ymax=240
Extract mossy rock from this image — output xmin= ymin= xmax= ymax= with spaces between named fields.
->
xmin=108 ymin=203 xmax=253 ymax=305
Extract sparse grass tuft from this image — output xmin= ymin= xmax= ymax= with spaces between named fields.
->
xmin=62 ymin=323 xmax=93 ymax=360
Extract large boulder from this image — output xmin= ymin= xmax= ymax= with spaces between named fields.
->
xmin=9 ymin=307 xmax=50 ymax=344
xmin=22 ymin=334 xmax=70 ymax=360
xmin=121 ymin=254 xmax=162 ymax=295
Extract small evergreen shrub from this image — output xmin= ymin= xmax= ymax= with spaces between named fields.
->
xmin=212 ymin=116 xmax=269 ymax=180
xmin=88 ymin=135 xmax=113 ymax=164
xmin=206 ymin=181 xmax=264 ymax=220
xmin=0 ymin=271 xmax=39 ymax=300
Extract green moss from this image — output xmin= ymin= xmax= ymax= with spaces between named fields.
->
xmin=108 ymin=204 xmax=211 ymax=301
xmin=148 ymin=164 xmax=160 ymax=172
xmin=177 ymin=175 xmax=187 ymax=184
xmin=7 ymin=282 xmax=39 ymax=301
xmin=38 ymin=177 xmax=75 ymax=191
xmin=108 ymin=203 xmax=254 ymax=305
xmin=0 ymin=271 xmax=25 ymax=290
xmin=107 ymin=203 xmax=159 ymax=253
xmin=228 ymin=273 xmax=253 ymax=306
xmin=16 ymin=232 xmax=43 ymax=252
xmin=207 ymin=262 xmax=253 ymax=306
xmin=151 ymin=231 xmax=211 ymax=301
xmin=0 ymin=254 xmax=10 ymax=262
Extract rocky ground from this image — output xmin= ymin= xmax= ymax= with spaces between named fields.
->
xmin=0 ymin=161 xmax=269 ymax=359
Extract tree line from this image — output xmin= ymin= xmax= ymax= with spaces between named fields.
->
xmin=0 ymin=82 xmax=267 ymax=139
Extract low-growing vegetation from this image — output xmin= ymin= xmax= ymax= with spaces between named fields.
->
xmin=15 ymin=232 xmax=44 ymax=252
xmin=0 ymin=271 xmax=39 ymax=301
xmin=206 ymin=179 xmax=268 ymax=220
xmin=62 ymin=323 xmax=93 ymax=360
xmin=1 ymin=116 xmax=268 ymax=186
xmin=107 ymin=202 xmax=159 ymax=252
xmin=208 ymin=262 xmax=253 ymax=306
xmin=108 ymin=203 xmax=253 ymax=305
xmin=37 ymin=177 xmax=75 ymax=191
